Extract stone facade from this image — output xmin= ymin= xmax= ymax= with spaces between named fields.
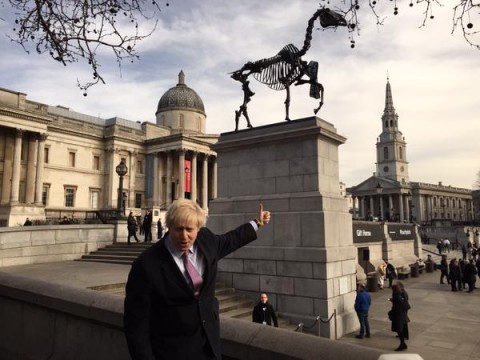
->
xmin=348 ymin=79 xmax=473 ymax=224
xmin=0 ymin=72 xmax=218 ymax=226
xmin=208 ymin=118 xmax=357 ymax=339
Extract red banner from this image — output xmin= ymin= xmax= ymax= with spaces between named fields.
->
xmin=185 ymin=160 xmax=191 ymax=193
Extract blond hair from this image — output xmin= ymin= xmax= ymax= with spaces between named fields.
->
xmin=165 ymin=199 xmax=207 ymax=228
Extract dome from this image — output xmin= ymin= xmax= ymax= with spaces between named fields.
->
xmin=156 ymin=71 xmax=206 ymax=116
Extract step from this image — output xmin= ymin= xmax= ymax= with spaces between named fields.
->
xmin=80 ymin=254 xmax=137 ymax=261
xmin=75 ymin=258 xmax=133 ymax=265
xmin=219 ymin=299 xmax=253 ymax=313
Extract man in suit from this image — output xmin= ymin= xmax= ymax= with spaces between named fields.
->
xmin=124 ymin=199 xmax=271 ymax=360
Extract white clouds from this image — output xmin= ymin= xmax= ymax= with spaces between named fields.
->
xmin=0 ymin=0 xmax=478 ymax=189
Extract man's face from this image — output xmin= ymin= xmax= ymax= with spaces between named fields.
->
xmin=260 ymin=294 xmax=268 ymax=304
xmin=170 ymin=218 xmax=200 ymax=252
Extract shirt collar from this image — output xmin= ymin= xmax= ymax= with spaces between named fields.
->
xmin=165 ymin=235 xmax=195 ymax=259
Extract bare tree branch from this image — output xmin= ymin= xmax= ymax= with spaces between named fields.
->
xmin=4 ymin=0 xmax=169 ymax=94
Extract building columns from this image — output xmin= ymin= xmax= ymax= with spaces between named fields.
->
xmin=202 ymin=155 xmax=209 ymax=210
xmin=178 ymin=150 xmax=185 ymax=199
xmin=166 ymin=152 xmax=173 ymax=207
xmin=212 ymin=157 xmax=217 ymax=200
xmin=10 ymin=129 xmax=23 ymax=204
xmin=191 ymin=152 xmax=198 ymax=203
xmin=34 ymin=134 xmax=47 ymax=206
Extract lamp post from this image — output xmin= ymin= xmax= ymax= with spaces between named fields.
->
xmin=116 ymin=160 xmax=128 ymax=217
xmin=376 ymin=182 xmax=383 ymax=221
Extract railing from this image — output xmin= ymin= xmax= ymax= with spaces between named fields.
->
xmin=294 ymin=309 xmax=337 ymax=339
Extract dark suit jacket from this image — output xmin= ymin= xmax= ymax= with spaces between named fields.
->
xmin=124 ymin=222 xmax=257 ymax=360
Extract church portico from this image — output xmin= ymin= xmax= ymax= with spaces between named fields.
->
xmin=348 ymin=78 xmax=472 ymax=226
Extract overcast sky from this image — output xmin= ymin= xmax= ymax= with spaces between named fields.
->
xmin=0 ymin=0 xmax=478 ymax=189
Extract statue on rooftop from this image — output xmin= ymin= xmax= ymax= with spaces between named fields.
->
xmin=230 ymin=7 xmax=347 ymax=131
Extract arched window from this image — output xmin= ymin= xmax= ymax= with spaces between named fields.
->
xmin=384 ymin=147 xmax=389 ymax=160
xmin=399 ymin=147 xmax=403 ymax=160
xmin=179 ymin=114 xmax=185 ymax=128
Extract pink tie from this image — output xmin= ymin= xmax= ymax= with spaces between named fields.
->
xmin=182 ymin=252 xmax=203 ymax=296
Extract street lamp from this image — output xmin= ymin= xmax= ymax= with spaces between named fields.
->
xmin=376 ymin=182 xmax=383 ymax=220
xmin=116 ymin=160 xmax=128 ymax=216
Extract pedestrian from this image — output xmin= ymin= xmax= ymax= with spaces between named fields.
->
xmin=354 ymin=283 xmax=371 ymax=339
xmin=377 ymin=262 xmax=386 ymax=290
xmin=475 ymin=257 xmax=480 ymax=281
xmin=143 ymin=209 xmax=153 ymax=243
xmin=157 ymin=219 xmax=164 ymax=240
xmin=462 ymin=243 xmax=467 ymax=261
xmin=252 ymin=293 xmax=278 ymax=327
xmin=23 ymin=218 xmax=32 ymax=226
xmin=127 ymin=212 xmax=140 ymax=245
xmin=397 ymin=281 xmax=410 ymax=341
xmin=388 ymin=284 xmax=409 ymax=351
xmin=449 ymin=258 xmax=462 ymax=292
xmin=385 ymin=260 xmax=396 ymax=288
xmin=463 ymin=258 xmax=477 ymax=292
xmin=439 ymin=255 xmax=450 ymax=284
xmin=124 ymin=199 xmax=271 ymax=360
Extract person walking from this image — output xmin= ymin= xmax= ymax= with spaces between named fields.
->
xmin=127 ymin=212 xmax=140 ymax=245
xmin=124 ymin=199 xmax=271 ymax=360
xmin=377 ymin=262 xmax=386 ymax=290
xmin=449 ymin=258 xmax=462 ymax=292
xmin=439 ymin=255 xmax=450 ymax=284
xmin=463 ymin=258 xmax=477 ymax=292
xmin=388 ymin=284 xmax=409 ymax=351
xmin=157 ymin=219 xmax=164 ymax=240
xmin=354 ymin=283 xmax=371 ymax=339
xmin=252 ymin=293 xmax=278 ymax=327
xmin=143 ymin=209 xmax=153 ymax=243
xmin=385 ymin=261 xmax=396 ymax=288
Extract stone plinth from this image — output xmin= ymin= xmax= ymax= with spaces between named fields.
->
xmin=208 ymin=117 xmax=357 ymax=338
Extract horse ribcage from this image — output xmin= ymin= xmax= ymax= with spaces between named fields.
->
xmin=252 ymin=44 xmax=302 ymax=91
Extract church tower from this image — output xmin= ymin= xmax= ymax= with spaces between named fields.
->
xmin=375 ymin=78 xmax=409 ymax=184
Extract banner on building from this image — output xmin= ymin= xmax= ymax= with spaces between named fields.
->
xmin=185 ymin=160 xmax=191 ymax=193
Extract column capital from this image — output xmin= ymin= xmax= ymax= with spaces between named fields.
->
xmin=39 ymin=133 xmax=48 ymax=141
xmin=15 ymin=128 xmax=24 ymax=138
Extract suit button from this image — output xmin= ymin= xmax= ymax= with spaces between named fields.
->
xmin=203 ymin=320 xmax=206 ymax=325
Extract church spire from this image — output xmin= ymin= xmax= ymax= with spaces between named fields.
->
xmin=382 ymin=77 xmax=398 ymax=132
xmin=376 ymin=76 xmax=409 ymax=183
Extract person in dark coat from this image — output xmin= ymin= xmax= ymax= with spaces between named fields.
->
xmin=439 ymin=255 xmax=450 ymax=284
xmin=389 ymin=284 xmax=409 ymax=351
xmin=397 ymin=281 xmax=410 ymax=340
xmin=143 ymin=209 xmax=153 ymax=243
xmin=385 ymin=261 xmax=396 ymax=288
xmin=252 ymin=293 xmax=278 ymax=327
xmin=463 ymin=259 xmax=477 ymax=292
xmin=449 ymin=258 xmax=462 ymax=292
xmin=124 ymin=199 xmax=271 ymax=360
xmin=23 ymin=218 xmax=32 ymax=226
xmin=127 ymin=212 xmax=140 ymax=245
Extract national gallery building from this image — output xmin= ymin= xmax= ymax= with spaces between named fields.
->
xmin=0 ymin=71 xmax=219 ymax=226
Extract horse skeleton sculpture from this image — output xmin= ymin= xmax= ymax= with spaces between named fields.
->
xmin=231 ymin=8 xmax=347 ymax=131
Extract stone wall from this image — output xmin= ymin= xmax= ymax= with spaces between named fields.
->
xmin=0 ymin=271 xmax=385 ymax=360
xmin=0 ymin=224 xmax=115 ymax=267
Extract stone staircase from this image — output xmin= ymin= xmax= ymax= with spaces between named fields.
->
xmin=77 ymin=243 xmax=150 ymax=265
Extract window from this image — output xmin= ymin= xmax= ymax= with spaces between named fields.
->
xmin=42 ymin=184 xmax=50 ymax=206
xmin=179 ymin=114 xmax=184 ymax=128
xmin=69 ymin=152 xmax=76 ymax=167
xmin=383 ymin=147 xmax=389 ymax=160
xmin=137 ymin=160 xmax=143 ymax=174
xmin=135 ymin=193 xmax=142 ymax=208
xmin=44 ymin=147 xmax=49 ymax=164
xmin=399 ymin=147 xmax=403 ymax=160
xmin=65 ymin=187 xmax=76 ymax=207
xmin=93 ymin=155 xmax=100 ymax=171
xmin=91 ymin=190 xmax=99 ymax=209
